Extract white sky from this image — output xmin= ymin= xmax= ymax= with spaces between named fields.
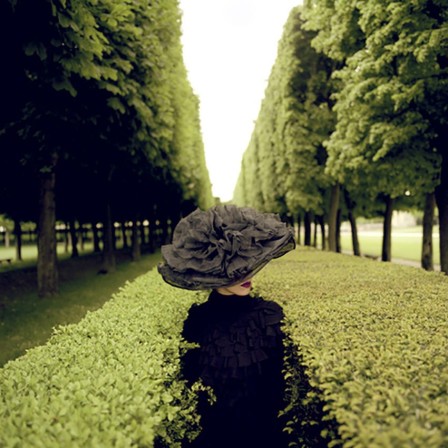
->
xmin=178 ymin=0 xmax=302 ymax=202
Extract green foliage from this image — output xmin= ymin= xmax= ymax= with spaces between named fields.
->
xmin=233 ymin=7 xmax=336 ymax=217
xmin=243 ymin=0 xmax=448 ymax=267
xmin=303 ymin=0 xmax=365 ymax=62
xmin=2 ymin=250 xmax=448 ymax=446
xmin=1 ymin=0 xmax=213 ymax=226
xmin=169 ymin=60 xmax=214 ymax=209
xmin=304 ymin=0 xmax=445 ymax=200
xmin=0 ymin=251 xmax=163 ymax=366
xmin=256 ymin=249 xmax=448 ymax=447
xmin=0 ymin=215 xmax=13 ymax=231
xmin=0 ymin=270 xmax=205 ymax=447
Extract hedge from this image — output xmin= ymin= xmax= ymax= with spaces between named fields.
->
xmin=0 ymin=273 xmax=206 ymax=448
xmin=1 ymin=248 xmax=448 ymax=447
xmin=255 ymin=248 xmax=448 ymax=448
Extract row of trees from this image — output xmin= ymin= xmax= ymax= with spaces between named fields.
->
xmin=233 ymin=1 xmax=447 ymax=273
xmin=0 ymin=0 xmax=214 ymax=296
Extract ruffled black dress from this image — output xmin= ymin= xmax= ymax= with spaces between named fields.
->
xmin=181 ymin=290 xmax=287 ymax=448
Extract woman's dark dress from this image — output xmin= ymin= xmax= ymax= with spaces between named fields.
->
xmin=181 ymin=290 xmax=286 ymax=448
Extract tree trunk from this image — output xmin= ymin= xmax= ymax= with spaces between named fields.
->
xmin=160 ymin=218 xmax=170 ymax=245
xmin=297 ymin=213 xmax=301 ymax=245
xmin=381 ymin=195 xmax=395 ymax=262
xmin=313 ymin=218 xmax=318 ymax=248
xmin=101 ymin=202 xmax=116 ymax=273
xmin=132 ymin=220 xmax=141 ymax=261
xmin=316 ymin=215 xmax=325 ymax=250
xmin=79 ymin=224 xmax=85 ymax=251
xmin=37 ymin=166 xmax=58 ymax=297
xmin=148 ymin=220 xmax=155 ymax=253
xmin=4 ymin=230 xmax=10 ymax=247
xmin=344 ymin=189 xmax=360 ymax=256
xmin=69 ymin=219 xmax=79 ymax=258
xmin=347 ymin=211 xmax=360 ymax=256
xmin=421 ymin=192 xmax=435 ymax=271
xmin=140 ymin=221 xmax=147 ymax=246
xmin=167 ymin=218 xmax=174 ymax=243
xmin=112 ymin=223 xmax=117 ymax=251
xmin=328 ymin=184 xmax=340 ymax=252
xmin=436 ymin=152 xmax=448 ymax=274
xmin=64 ymin=222 xmax=70 ymax=253
xmin=336 ymin=209 xmax=342 ymax=253
xmin=304 ymin=211 xmax=312 ymax=246
xmin=121 ymin=222 xmax=129 ymax=249
xmin=92 ymin=222 xmax=101 ymax=253
xmin=13 ymin=219 xmax=22 ymax=261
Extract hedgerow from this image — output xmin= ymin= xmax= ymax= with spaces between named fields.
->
xmin=1 ymin=248 xmax=448 ymax=447
xmin=0 ymin=273 xmax=206 ymax=448
xmin=255 ymin=248 xmax=448 ymax=448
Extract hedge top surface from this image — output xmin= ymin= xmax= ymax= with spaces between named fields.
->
xmin=256 ymin=248 xmax=448 ymax=448
xmin=1 ymin=248 xmax=448 ymax=448
xmin=0 ymin=273 xmax=205 ymax=448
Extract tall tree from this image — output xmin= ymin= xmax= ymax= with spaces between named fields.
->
xmin=280 ymin=9 xmax=336 ymax=225
xmin=304 ymin=0 xmax=445 ymax=268
xmin=234 ymin=6 xmax=338 ymax=247
xmin=0 ymin=0 xmax=212 ymax=295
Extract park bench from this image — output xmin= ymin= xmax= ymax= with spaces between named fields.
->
xmin=0 ymin=258 xmax=12 ymax=265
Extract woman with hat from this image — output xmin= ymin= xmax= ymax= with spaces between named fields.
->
xmin=158 ymin=205 xmax=295 ymax=448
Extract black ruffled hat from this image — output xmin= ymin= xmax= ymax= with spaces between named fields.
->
xmin=158 ymin=205 xmax=296 ymax=290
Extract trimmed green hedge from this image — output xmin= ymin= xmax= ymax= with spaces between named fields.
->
xmin=1 ymin=248 xmax=448 ymax=447
xmin=0 ymin=274 xmax=206 ymax=447
xmin=255 ymin=248 xmax=448 ymax=448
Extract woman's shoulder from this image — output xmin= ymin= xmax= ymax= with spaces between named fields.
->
xmin=251 ymin=296 xmax=284 ymax=324
xmin=252 ymin=295 xmax=283 ymax=312
xmin=184 ymin=300 xmax=211 ymax=324
xmin=259 ymin=296 xmax=283 ymax=307
xmin=182 ymin=301 xmax=212 ymax=342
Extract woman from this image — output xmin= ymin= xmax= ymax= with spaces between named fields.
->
xmin=158 ymin=205 xmax=295 ymax=448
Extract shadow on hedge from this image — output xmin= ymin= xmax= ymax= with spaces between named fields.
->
xmin=282 ymin=336 xmax=342 ymax=448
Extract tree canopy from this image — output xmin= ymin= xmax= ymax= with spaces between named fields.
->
xmin=0 ymin=0 xmax=213 ymax=296
xmin=235 ymin=0 xmax=448 ymax=272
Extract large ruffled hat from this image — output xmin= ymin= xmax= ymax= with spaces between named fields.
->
xmin=158 ymin=205 xmax=295 ymax=290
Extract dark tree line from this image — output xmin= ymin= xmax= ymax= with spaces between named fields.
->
xmin=0 ymin=0 xmax=213 ymax=296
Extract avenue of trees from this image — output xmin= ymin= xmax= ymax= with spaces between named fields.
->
xmin=0 ymin=0 xmax=213 ymax=297
xmin=233 ymin=1 xmax=448 ymax=274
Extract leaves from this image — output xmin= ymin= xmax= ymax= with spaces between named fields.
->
xmin=1 ymin=0 xmax=213 ymax=229
xmin=2 ymin=250 xmax=448 ymax=446
xmin=310 ymin=0 xmax=445 ymax=198
xmin=234 ymin=7 xmax=336 ymax=216
xmin=257 ymin=249 xmax=448 ymax=447
xmin=0 ymin=271 xmax=205 ymax=446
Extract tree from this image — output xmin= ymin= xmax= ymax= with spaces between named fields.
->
xmin=304 ymin=0 xmax=445 ymax=268
xmin=234 ymin=7 xmax=338 ymax=250
xmin=0 ymin=0 xmax=212 ymax=295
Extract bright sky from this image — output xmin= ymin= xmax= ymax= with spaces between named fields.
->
xmin=178 ymin=0 xmax=302 ymax=202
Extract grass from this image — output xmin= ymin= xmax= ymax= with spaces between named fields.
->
xmin=304 ymin=225 xmax=440 ymax=266
xmin=0 ymin=248 xmax=162 ymax=367
xmin=0 ymin=241 xmax=97 ymax=272
xmin=340 ymin=225 xmax=440 ymax=264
